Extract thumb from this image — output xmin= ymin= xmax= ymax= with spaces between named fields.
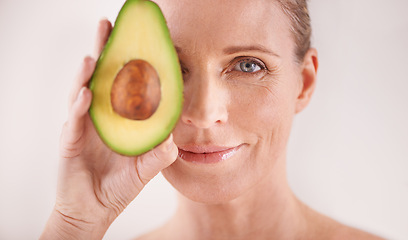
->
xmin=136 ymin=134 xmax=178 ymax=185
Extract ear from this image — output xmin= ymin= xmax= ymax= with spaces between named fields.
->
xmin=295 ymin=48 xmax=318 ymax=113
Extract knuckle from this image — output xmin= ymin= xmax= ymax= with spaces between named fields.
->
xmin=152 ymin=149 xmax=165 ymax=163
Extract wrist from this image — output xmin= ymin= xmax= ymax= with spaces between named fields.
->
xmin=40 ymin=208 xmax=111 ymax=240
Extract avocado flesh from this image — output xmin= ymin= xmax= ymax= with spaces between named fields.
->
xmin=89 ymin=0 xmax=183 ymax=156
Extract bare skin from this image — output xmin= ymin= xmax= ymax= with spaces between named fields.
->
xmin=41 ymin=0 xmax=384 ymax=239
xmin=137 ymin=0 xmax=384 ymax=239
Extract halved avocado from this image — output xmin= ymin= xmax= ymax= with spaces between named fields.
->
xmin=89 ymin=0 xmax=183 ymax=156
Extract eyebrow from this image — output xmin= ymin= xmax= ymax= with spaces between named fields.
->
xmin=223 ymin=45 xmax=280 ymax=58
xmin=175 ymin=45 xmax=280 ymax=58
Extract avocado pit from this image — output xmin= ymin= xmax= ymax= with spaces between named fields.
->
xmin=111 ymin=59 xmax=161 ymax=120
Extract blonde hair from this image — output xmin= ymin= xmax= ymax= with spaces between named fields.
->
xmin=277 ymin=0 xmax=312 ymax=62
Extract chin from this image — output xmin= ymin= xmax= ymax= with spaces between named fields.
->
xmin=161 ymin=157 xmax=258 ymax=204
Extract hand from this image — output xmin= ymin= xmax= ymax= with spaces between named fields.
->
xmin=40 ymin=19 xmax=178 ymax=240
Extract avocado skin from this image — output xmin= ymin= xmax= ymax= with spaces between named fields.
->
xmin=89 ymin=0 xmax=183 ymax=156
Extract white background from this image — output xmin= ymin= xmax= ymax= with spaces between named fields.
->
xmin=0 ymin=0 xmax=407 ymax=239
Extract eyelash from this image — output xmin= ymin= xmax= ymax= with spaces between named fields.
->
xmin=179 ymin=57 xmax=269 ymax=76
xmin=230 ymin=57 xmax=267 ymax=74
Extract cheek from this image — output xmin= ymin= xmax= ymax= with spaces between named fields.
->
xmin=229 ymin=78 xmax=298 ymax=159
xmin=229 ymin=82 xmax=290 ymax=134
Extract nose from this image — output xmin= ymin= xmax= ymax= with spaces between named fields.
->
xmin=181 ymin=72 xmax=228 ymax=129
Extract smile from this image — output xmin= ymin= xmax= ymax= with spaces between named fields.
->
xmin=177 ymin=145 xmax=243 ymax=164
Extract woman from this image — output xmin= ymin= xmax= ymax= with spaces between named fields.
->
xmin=41 ymin=0 xmax=384 ymax=239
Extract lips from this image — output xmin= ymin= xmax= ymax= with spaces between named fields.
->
xmin=177 ymin=145 xmax=243 ymax=164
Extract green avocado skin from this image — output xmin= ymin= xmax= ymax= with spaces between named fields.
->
xmin=88 ymin=0 xmax=183 ymax=156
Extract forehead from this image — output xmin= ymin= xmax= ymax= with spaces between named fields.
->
xmin=153 ymin=0 xmax=294 ymax=56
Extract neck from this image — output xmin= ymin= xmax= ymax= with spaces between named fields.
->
xmin=166 ymin=160 xmax=309 ymax=240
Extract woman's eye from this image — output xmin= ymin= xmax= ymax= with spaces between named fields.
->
xmin=234 ymin=60 xmax=262 ymax=73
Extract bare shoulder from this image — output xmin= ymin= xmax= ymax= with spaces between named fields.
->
xmin=302 ymin=204 xmax=384 ymax=240
xmin=133 ymin=232 xmax=155 ymax=240
xmin=330 ymin=223 xmax=385 ymax=240
xmin=133 ymin=222 xmax=172 ymax=240
xmin=133 ymin=230 xmax=160 ymax=240
xmin=312 ymin=213 xmax=384 ymax=240
xmin=133 ymin=228 xmax=164 ymax=240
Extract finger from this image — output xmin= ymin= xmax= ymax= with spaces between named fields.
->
xmin=136 ymin=134 xmax=178 ymax=185
xmin=93 ymin=18 xmax=112 ymax=59
xmin=62 ymin=87 xmax=92 ymax=155
xmin=68 ymin=56 xmax=96 ymax=111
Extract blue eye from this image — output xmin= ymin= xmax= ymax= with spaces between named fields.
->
xmin=234 ymin=60 xmax=262 ymax=73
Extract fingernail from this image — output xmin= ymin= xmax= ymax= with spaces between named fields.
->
xmin=84 ymin=55 xmax=93 ymax=65
xmin=162 ymin=134 xmax=174 ymax=151
xmin=77 ymin=87 xmax=86 ymax=100
xmin=166 ymin=141 xmax=174 ymax=151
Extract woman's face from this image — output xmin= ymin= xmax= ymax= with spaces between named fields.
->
xmin=157 ymin=0 xmax=314 ymax=203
